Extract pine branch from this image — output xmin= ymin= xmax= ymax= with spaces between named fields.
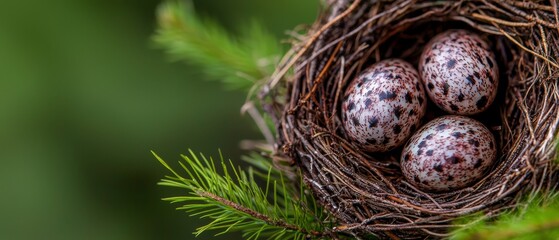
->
xmin=452 ymin=195 xmax=559 ymax=240
xmin=153 ymin=1 xmax=281 ymax=91
xmin=154 ymin=150 xmax=335 ymax=240
xmin=198 ymin=191 xmax=322 ymax=236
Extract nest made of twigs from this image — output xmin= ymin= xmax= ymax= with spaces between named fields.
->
xmin=262 ymin=0 xmax=559 ymax=239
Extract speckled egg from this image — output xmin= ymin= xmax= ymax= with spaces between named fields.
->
xmin=419 ymin=30 xmax=499 ymax=115
xmin=342 ymin=59 xmax=427 ymax=152
xmin=401 ymin=115 xmax=496 ymax=192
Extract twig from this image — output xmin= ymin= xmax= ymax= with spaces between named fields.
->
xmin=497 ymin=1 xmax=559 ymax=29
xmin=241 ymin=101 xmax=275 ymax=145
xmin=509 ymin=1 xmax=555 ymax=12
xmin=497 ymin=27 xmax=559 ymax=69
xmin=198 ymin=191 xmax=330 ymax=238
xmin=300 ymin=42 xmax=343 ymax=104
xmin=472 ymin=13 xmax=535 ymax=27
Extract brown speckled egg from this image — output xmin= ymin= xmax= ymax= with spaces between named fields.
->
xmin=342 ymin=59 xmax=427 ymax=152
xmin=420 ymin=30 xmax=499 ymax=115
xmin=401 ymin=115 xmax=496 ymax=192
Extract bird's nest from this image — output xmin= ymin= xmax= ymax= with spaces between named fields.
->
xmin=261 ymin=0 xmax=559 ymax=238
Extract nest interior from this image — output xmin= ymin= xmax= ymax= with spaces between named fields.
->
xmin=263 ymin=0 xmax=559 ymax=238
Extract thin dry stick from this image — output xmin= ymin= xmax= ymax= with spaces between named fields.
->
xmin=510 ymin=1 xmax=555 ymax=12
xmin=300 ymin=42 xmax=343 ymax=104
xmin=472 ymin=13 xmax=535 ymax=27
xmin=552 ymin=0 xmax=559 ymax=38
xmin=498 ymin=27 xmax=559 ymax=69
xmin=241 ymin=101 xmax=275 ymax=145
xmin=498 ymin=1 xmax=559 ymax=29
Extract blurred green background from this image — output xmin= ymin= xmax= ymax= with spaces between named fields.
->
xmin=0 ymin=1 xmax=317 ymax=239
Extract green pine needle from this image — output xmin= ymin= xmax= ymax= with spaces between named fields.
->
xmin=451 ymin=195 xmax=559 ymax=240
xmin=153 ymin=1 xmax=281 ymax=91
xmin=154 ymin=150 xmax=334 ymax=240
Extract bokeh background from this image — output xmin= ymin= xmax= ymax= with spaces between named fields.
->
xmin=0 ymin=1 xmax=318 ymax=239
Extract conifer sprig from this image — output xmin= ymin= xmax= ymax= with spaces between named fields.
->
xmin=154 ymin=150 xmax=335 ymax=240
xmin=153 ymin=1 xmax=281 ymax=91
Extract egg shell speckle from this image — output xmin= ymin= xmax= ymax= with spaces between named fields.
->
xmin=342 ymin=59 xmax=427 ymax=152
xmin=401 ymin=115 xmax=497 ymax=192
xmin=420 ymin=30 xmax=499 ymax=115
